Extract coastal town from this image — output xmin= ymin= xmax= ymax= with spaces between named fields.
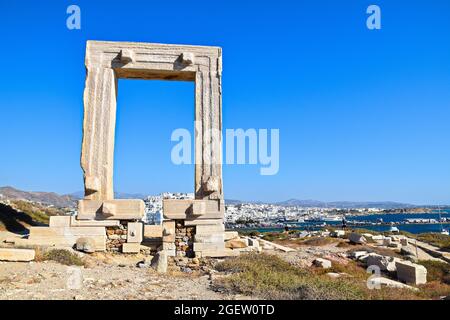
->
xmin=140 ymin=192 xmax=450 ymax=233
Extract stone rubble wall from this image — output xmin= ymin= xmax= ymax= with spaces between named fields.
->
xmin=106 ymin=225 xmax=127 ymax=252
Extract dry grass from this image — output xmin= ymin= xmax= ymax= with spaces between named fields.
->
xmin=213 ymin=253 xmax=449 ymax=300
xmin=418 ymin=260 xmax=450 ymax=285
xmin=299 ymin=237 xmax=339 ymax=246
xmin=36 ymin=249 xmax=86 ymax=267
xmin=0 ymin=201 xmax=53 ymax=232
xmin=214 ymin=253 xmax=367 ymax=300
xmin=416 ymin=233 xmax=450 ymax=252
xmin=262 ymin=232 xmax=291 ymax=242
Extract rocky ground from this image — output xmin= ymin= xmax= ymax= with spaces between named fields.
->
xmin=0 ymin=253 xmax=249 ymax=300
xmin=0 ymin=238 xmax=358 ymax=300
xmin=1 ymin=230 xmax=449 ymax=300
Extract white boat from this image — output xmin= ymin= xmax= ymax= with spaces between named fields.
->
xmin=305 ymin=214 xmax=341 ymax=222
xmin=437 ymin=206 xmax=448 ymax=235
xmin=389 ymin=226 xmax=399 ymax=233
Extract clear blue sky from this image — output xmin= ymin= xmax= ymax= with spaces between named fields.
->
xmin=1 ymin=0 xmax=450 ymax=204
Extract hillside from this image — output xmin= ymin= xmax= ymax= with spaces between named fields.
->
xmin=0 ymin=186 xmax=75 ymax=208
xmin=0 ymin=200 xmax=58 ymax=233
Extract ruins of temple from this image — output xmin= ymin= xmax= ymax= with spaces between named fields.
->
xmin=26 ymin=41 xmax=230 ymax=258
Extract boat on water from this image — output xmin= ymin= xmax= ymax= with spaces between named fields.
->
xmin=304 ymin=214 xmax=342 ymax=222
xmin=389 ymin=226 xmax=400 ymax=233
xmin=438 ymin=206 xmax=449 ymax=235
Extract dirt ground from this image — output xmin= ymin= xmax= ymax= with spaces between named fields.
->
xmin=0 ymin=254 xmax=248 ymax=300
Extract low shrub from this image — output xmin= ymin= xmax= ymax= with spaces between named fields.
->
xmin=416 ymin=233 xmax=450 ymax=252
xmin=40 ymin=249 xmax=85 ymax=266
xmin=418 ymin=260 xmax=450 ymax=285
xmin=299 ymin=237 xmax=337 ymax=246
xmin=214 ymin=253 xmax=365 ymax=300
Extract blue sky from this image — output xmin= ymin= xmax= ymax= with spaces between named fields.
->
xmin=1 ymin=0 xmax=450 ymax=204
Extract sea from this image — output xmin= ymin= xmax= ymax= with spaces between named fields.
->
xmin=234 ymin=210 xmax=450 ymax=235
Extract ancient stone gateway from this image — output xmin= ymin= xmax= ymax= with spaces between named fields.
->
xmin=78 ymin=41 xmax=225 ymax=257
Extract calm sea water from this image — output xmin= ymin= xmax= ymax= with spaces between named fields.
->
xmin=234 ymin=210 xmax=450 ymax=234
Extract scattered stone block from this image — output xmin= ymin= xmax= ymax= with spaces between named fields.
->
xmin=366 ymin=253 xmax=399 ymax=272
xmin=396 ymin=260 xmax=427 ymax=285
xmin=350 ymin=251 xmax=368 ymax=259
xmin=383 ymin=237 xmax=392 ymax=246
xmin=358 ymin=254 xmax=371 ymax=263
xmin=122 ymin=242 xmax=140 ymax=253
xmin=326 ymin=272 xmax=341 ymax=279
xmin=331 ymin=230 xmax=345 ymax=238
xmin=298 ymin=231 xmax=310 ymax=238
xmin=258 ymin=239 xmax=295 ymax=252
xmin=388 ymin=243 xmax=402 ymax=250
xmin=313 ymin=258 xmax=332 ymax=269
xmin=348 ymin=233 xmax=366 ymax=244
xmin=368 ymin=276 xmax=417 ymax=290
xmin=400 ymin=238 xmax=408 ymax=246
xmin=237 ymin=246 xmax=259 ymax=253
xmin=127 ymin=222 xmax=143 ymax=243
xmin=224 ymin=231 xmax=239 ymax=241
xmin=401 ymin=245 xmax=417 ymax=257
xmin=225 ymin=239 xmax=248 ymax=249
xmin=151 ymin=251 xmax=168 ymax=273
xmin=76 ymin=237 xmax=96 ymax=253
xmin=248 ymin=238 xmax=259 ymax=247
xmin=372 ymin=235 xmax=384 ymax=240
xmin=0 ymin=248 xmax=35 ymax=262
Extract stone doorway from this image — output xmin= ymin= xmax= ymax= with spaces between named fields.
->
xmin=78 ymin=41 xmax=226 ymax=257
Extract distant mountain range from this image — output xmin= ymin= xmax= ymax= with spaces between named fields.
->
xmin=0 ymin=186 xmax=75 ymax=208
xmin=274 ymin=199 xmax=417 ymax=209
xmin=0 ymin=186 xmax=436 ymax=209
xmin=0 ymin=187 xmax=148 ymax=208
xmin=69 ymin=191 xmax=147 ymax=200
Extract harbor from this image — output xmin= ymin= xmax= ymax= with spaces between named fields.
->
xmin=229 ymin=211 xmax=450 ymax=234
